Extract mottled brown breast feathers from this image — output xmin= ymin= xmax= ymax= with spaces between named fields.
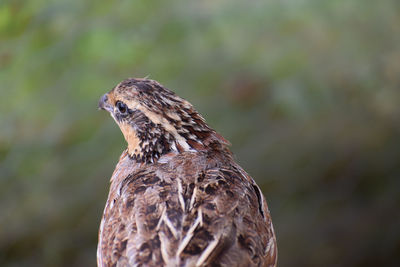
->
xmin=97 ymin=151 xmax=276 ymax=267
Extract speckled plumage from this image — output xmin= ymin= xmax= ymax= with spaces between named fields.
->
xmin=98 ymin=78 xmax=277 ymax=267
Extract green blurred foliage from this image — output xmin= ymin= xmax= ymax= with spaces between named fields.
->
xmin=1 ymin=0 xmax=400 ymax=266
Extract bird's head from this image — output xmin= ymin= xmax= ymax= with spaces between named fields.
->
xmin=99 ymin=78 xmax=229 ymax=163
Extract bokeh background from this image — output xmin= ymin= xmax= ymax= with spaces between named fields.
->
xmin=1 ymin=0 xmax=400 ymax=266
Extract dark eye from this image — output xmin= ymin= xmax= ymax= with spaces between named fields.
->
xmin=116 ymin=101 xmax=127 ymax=114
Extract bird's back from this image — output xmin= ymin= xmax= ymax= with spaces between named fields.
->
xmin=97 ymin=149 xmax=277 ymax=267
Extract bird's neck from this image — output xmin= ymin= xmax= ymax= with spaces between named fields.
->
xmin=121 ymin=124 xmax=228 ymax=164
xmin=117 ymin=107 xmax=230 ymax=163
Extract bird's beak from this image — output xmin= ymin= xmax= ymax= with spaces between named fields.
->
xmin=98 ymin=94 xmax=113 ymax=113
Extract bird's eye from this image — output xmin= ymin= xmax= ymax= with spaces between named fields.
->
xmin=116 ymin=101 xmax=127 ymax=114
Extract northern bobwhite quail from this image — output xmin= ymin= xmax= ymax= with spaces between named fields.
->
xmin=97 ymin=78 xmax=277 ymax=267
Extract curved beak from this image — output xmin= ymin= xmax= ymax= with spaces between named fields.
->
xmin=98 ymin=94 xmax=113 ymax=113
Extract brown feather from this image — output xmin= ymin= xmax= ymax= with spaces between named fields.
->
xmin=97 ymin=78 xmax=277 ymax=267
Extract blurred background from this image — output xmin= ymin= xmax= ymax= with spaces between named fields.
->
xmin=1 ymin=0 xmax=400 ymax=266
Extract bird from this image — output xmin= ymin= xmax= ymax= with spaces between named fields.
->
xmin=97 ymin=78 xmax=277 ymax=267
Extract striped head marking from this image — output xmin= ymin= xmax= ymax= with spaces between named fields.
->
xmin=99 ymin=78 xmax=229 ymax=163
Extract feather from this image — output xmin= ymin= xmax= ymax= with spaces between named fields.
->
xmin=97 ymin=78 xmax=277 ymax=266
